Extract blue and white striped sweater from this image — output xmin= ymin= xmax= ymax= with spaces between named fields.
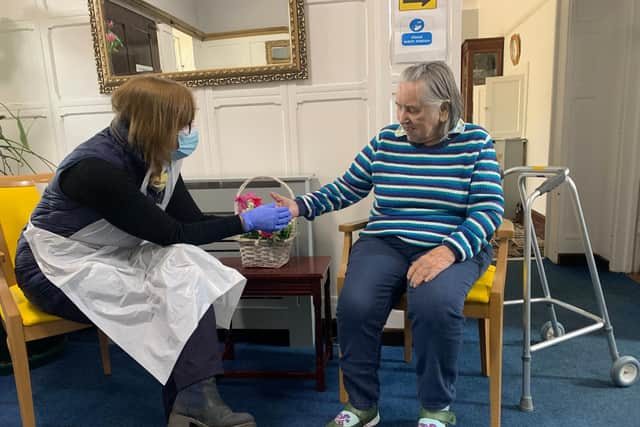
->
xmin=296 ymin=121 xmax=504 ymax=261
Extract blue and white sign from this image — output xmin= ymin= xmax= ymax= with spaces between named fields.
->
xmin=409 ymin=18 xmax=425 ymax=32
xmin=392 ymin=0 xmax=449 ymax=63
xmin=403 ymin=18 xmax=432 ymax=46
xmin=402 ymin=32 xmax=432 ymax=46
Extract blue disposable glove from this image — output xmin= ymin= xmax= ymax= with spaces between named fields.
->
xmin=240 ymin=203 xmax=292 ymax=232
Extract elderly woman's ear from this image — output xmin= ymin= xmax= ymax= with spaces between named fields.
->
xmin=439 ymin=103 xmax=450 ymax=124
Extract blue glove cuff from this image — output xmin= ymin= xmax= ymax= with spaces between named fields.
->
xmin=240 ymin=212 xmax=253 ymax=232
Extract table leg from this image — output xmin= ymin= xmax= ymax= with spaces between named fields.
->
xmin=312 ymin=284 xmax=325 ymax=391
xmin=324 ymin=271 xmax=333 ymax=361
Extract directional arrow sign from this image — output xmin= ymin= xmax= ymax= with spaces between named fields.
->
xmin=399 ymin=0 xmax=437 ymax=11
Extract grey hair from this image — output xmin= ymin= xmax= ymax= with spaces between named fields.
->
xmin=400 ymin=61 xmax=463 ymax=131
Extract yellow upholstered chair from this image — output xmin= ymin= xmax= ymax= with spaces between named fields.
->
xmin=336 ymin=219 xmax=513 ymax=427
xmin=0 ymin=173 xmax=111 ymax=427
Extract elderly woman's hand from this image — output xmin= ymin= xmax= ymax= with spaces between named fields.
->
xmin=407 ymin=245 xmax=456 ymax=287
xmin=270 ymin=192 xmax=300 ymax=217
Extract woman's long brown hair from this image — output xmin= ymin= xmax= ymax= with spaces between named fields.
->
xmin=111 ymin=76 xmax=195 ymax=176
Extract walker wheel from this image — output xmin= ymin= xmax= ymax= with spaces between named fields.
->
xmin=540 ymin=321 xmax=565 ymax=341
xmin=611 ymin=356 xmax=640 ymax=387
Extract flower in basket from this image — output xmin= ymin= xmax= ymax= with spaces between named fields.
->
xmin=235 ymin=192 xmax=294 ymax=241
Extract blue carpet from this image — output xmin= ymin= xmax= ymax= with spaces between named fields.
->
xmin=1 ymin=260 xmax=639 ymax=426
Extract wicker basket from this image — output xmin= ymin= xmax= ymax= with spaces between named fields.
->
xmin=234 ymin=176 xmax=297 ymax=268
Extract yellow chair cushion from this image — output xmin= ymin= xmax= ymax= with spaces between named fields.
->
xmin=0 ymin=285 xmax=62 ymax=326
xmin=0 ymin=183 xmax=59 ymax=325
xmin=0 ymin=185 xmax=42 ymax=263
xmin=466 ymin=265 xmax=496 ymax=303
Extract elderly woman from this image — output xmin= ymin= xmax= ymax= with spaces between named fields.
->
xmin=272 ymin=61 xmax=504 ymax=427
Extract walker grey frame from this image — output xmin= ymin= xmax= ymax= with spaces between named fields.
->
xmin=502 ymin=166 xmax=639 ymax=412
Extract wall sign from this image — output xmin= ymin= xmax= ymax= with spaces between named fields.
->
xmin=393 ymin=0 xmax=448 ymax=63
xmin=399 ymin=0 xmax=437 ymax=11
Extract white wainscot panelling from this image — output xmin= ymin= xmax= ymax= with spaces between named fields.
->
xmin=215 ymin=105 xmax=286 ymax=177
xmin=43 ymin=0 xmax=89 ymax=17
xmin=0 ymin=113 xmax=55 ymax=174
xmin=0 ymin=0 xmax=39 ymax=20
xmin=298 ymin=98 xmax=371 ymax=282
xmin=0 ymin=26 xmax=49 ymax=103
xmin=298 ymin=98 xmax=369 ymax=180
xmin=49 ymin=22 xmax=101 ymax=100
xmin=197 ymin=42 xmax=251 ymax=69
xmin=307 ymin=0 xmax=367 ymax=84
xmin=179 ymin=105 xmax=214 ymax=178
xmin=60 ymin=112 xmax=113 ymax=155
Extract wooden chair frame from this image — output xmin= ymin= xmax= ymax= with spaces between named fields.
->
xmin=0 ymin=173 xmax=111 ymax=427
xmin=336 ymin=219 xmax=513 ymax=427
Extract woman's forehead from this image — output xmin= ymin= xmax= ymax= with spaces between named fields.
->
xmin=396 ymin=81 xmax=425 ymax=104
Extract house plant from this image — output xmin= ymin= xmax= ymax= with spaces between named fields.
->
xmin=0 ymin=101 xmax=56 ymax=175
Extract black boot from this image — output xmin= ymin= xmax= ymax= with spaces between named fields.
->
xmin=168 ymin=377 xmax=256 ymax=427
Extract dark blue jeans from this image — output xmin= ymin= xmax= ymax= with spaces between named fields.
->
xmin=337 ymin=234 xmax=492 ymax=411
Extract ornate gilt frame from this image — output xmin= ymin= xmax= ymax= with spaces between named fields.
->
xmin=265 ymin=40 xmax=291 ymax=65
xmin=88 ymin=0 xmax=308 ymax=93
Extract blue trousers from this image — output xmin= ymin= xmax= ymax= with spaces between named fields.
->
xmin=337 ymin=235 xmax=492 ymax=411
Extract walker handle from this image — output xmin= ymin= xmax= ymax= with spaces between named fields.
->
xmin=535 ymin=171 xmax=567 ymax=195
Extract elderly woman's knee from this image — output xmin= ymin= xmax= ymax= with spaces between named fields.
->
xmin=409 ymin=287 xmax=464 ymax=326
xmin=336 ymin=289 xmax=379 ymax=323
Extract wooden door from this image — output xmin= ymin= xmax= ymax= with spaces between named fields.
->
xmin=104 ymin=0 xmax=161 ymax=75
xmin=461 ymin=37 xmax=504 ymax=123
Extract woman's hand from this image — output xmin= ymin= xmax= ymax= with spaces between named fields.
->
xmin=270 ymin=192 xmax=300 ymax=217
xmin=239 ymin=203 xmax=291 ymax=232
xmin=407 ymin=245 xmax=456 ymax=288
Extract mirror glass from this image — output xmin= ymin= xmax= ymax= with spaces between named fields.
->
xmin=88 ymin=0 xmax=308 ymax=93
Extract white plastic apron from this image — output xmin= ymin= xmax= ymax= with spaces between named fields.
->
xmin=23 ymin=160 xmax=246 ymax=384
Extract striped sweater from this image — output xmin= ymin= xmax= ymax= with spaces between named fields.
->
xmin=296 ymin=120 xmax=504 ymax=261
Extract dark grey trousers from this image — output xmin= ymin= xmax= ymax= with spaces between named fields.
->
xmin=16 ymin=245 xmax=222 ymax=418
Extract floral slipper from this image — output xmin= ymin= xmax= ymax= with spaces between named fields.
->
xmin=417 ymin=408 xmax=456 ymax=427
xmin=325 ymin=402 xmax=380 ymax=427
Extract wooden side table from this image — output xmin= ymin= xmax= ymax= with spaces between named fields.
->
xmin=219 ymin=256 xmax=333 ymax=391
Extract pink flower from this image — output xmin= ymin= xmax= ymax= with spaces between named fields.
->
xmin=107 ymin=20 xmax=114 ymax=28
xmin=105 ymin=31 xmax=117 ymax=43
xmin=258 ymin=231 xmax=273 ymax=239
xmin=235 ymin=192 xmax=262 ymax=211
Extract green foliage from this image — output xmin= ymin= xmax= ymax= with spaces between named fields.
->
xmin=0 ymin=102 xmax=56 ymax=175
xmin=242 ymin=221 xmax=294 ymax=242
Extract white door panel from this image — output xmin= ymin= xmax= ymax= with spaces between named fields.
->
xmin=485 ymin=74 xmax=526 ymax=139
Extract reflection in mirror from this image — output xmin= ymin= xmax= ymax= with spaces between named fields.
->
xmin=89 ymin=0 xmax=307 ymax=92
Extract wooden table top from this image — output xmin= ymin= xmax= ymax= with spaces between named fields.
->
xmin=219 ymin=256 xmax=331 ymax=279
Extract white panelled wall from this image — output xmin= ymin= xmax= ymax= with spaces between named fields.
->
xmin=0 ymin=0 xmax=463 ymax=313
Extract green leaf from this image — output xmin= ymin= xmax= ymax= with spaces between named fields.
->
xmin=0 ymin=102 xmax=54 ymax=174
xmin=16 ymin=114 xmax=30 ymax=148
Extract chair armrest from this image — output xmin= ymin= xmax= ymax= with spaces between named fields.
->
xmin=336 ymin=219 xmax=368 ymax=292
xmin=0 ymin=261 xmax=21 ymax=324
xmin=496 ymin=219 xmax=514 ymax=240
xmin=489 ymin=219 xmax=512 ymax=300
xmin=338 ymin=219 xmax=368 ymax=233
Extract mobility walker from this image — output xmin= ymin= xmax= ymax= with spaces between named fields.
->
xmin=503 ymin=166 xmax=639 ymax=412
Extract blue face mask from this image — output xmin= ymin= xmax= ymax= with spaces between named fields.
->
xmin=172 ymin=128 xmax=199 ymax=161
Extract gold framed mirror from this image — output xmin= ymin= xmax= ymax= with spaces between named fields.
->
xmin=88 ymin=0 xmax=308 ymax=93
